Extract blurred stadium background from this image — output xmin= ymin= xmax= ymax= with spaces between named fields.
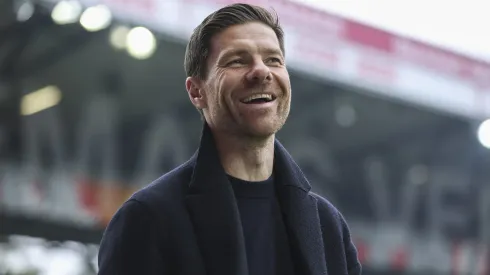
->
xmin=0 ymin=0 xmax=489 ymax=274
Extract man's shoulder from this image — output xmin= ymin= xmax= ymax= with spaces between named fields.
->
xmin=100 ymin=160 xmax=195 ymax=247
xmin=129 ymin=159 xmax=195 ymax=208
xmin=309 ymin=192 xmax=346 ymax=230
xmin=310 ymin=192 xmax=339 ymax=214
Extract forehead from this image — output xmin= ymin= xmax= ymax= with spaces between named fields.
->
xmin=209 ymin=22 xmax=281 ymax=57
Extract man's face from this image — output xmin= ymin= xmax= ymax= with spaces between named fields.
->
xmin=187 ymin=22 xmax=291 ymax=138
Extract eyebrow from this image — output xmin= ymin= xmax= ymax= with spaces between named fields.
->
xmin=218 ymin=49 xmax=248 ymax=61
xmin=261 ymin=48 xmax=283 ymax=57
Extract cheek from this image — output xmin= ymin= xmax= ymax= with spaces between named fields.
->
xmin=216 ymin=75 xmax=227 ymax=104
xmin=205 ymin=73 xmax=224 ymax=105
xmin=217 ymin=73 xmax=237 ymax=103
xmin=276 ymin=73 xmax=291 ymax=96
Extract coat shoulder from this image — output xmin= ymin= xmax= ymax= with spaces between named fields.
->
xmin=128 ymin=159 xmax=195 ymax=211
xmin=310 ymin=192 xmax=340 ymax=217
xmin=310 ymin=192 xmax=362 ymax=275
xmin=309 ymin=192 xmax=346 ymax=230
xmin=136 ymin=162 xmax=194 ymax=199
xmin=310 ymin=192 xmax=362 ymax=274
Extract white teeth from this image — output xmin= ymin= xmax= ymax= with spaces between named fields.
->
xmin=243 ymin=94 xmax=273 ymax=103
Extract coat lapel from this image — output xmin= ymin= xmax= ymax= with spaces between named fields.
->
xmin=184 ymin=124 xmax=248 ymax=275
xmin=184 ymin=123 xmax=328 ymax=275
xmin=274 ymin=141 xmax=329 ymax=275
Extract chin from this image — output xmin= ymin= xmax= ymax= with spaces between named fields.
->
xmin=244 ymin=120 xmax=285 ymax=138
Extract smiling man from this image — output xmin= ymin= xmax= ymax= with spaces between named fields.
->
xmin=98 ymin=3 xmax=361 ymax=275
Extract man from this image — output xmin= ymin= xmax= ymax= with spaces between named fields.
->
xmin=98 ymin=3 xmax=361 ymax=275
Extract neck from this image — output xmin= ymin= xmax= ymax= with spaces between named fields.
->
xmin=212 ymin=131 xmax=275 ymax=182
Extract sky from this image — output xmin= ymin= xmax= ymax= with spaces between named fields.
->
xmin=294 ymin=0 xmax=490 ymax=62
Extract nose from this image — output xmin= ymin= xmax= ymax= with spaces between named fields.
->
xmin=245 ymin=59 xmax=272 ymax=84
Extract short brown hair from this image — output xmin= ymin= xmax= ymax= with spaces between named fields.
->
xmin=184 ymin=3 xmax=285 ymax=80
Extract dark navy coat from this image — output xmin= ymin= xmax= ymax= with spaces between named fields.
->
xmin=98 ymin=123 xmax=361 ymax=275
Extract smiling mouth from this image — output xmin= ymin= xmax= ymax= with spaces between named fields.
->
xmin=241 ymin=93 xmax=276 ymax=104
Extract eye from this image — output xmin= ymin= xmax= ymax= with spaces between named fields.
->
xmin=266 ymin=57 xmax=283 ymax=65
xmin=228 ymin=59 xmax=245 ymax=66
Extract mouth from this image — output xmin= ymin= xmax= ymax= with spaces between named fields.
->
xmin=240 ymin=93 xmax=276 ymax=104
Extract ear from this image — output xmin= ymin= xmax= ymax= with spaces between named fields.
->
xmin=185 ymin=77 xmax=207 ymax=109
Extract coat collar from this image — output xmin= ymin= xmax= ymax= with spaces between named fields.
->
xmin=185 ymin=123 xmax=328 ymax=275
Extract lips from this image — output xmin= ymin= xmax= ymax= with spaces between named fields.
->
xmin=240 ymin=93 xmax=276 ymax=104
